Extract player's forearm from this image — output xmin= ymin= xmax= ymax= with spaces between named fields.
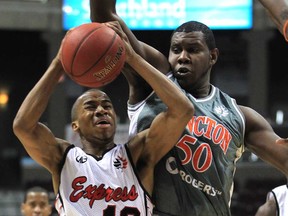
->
xmin=90 ymin=0 xmax=116 ymax=22
xmin=13 ymin=58 xmax=64 ymax=132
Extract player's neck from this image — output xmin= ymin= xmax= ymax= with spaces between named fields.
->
xmin=188 ymin=84 xmax=212 ymax=99
xmin=82 ymin=142 xmax=116 ymax=157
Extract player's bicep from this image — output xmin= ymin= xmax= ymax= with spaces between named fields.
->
xmin=15 ymin=122 xmax=64 ymax=173
xmin=241 ymin=106 xmax=288 ymax=174
xmin=241 ymin=106 xmax=278 ymax=150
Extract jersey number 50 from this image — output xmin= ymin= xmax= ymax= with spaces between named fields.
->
xmin=176 ymin=134 xmax=212 ymax=172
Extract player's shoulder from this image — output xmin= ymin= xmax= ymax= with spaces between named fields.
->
xmin=239 ymin=105 xmax=270 ymax=127
xmin=56 ymin=138 xmax=73 ymax=154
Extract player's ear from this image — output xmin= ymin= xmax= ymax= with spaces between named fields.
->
xmin=71 ymin=121 xmax=79 ymax=132
xmin=209 ymin=48 xmax=219 ymax=65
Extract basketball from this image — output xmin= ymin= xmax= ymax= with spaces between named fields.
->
xmin=61 ymin=22 xmax=126 ymax=88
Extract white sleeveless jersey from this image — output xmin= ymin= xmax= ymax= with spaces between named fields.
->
xmin=268 ymin=185 xmax=288 ymax=216
xmin=55 ymin=145 xmax=153 ymax=216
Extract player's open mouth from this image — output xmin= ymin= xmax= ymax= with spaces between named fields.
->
xmin=97 ymin=120 xmax=110 ymax=124
xmin=95 ymin=119 xmax=111 ymax=127
xmin=176 ymin=67 xmax=189 ymax=75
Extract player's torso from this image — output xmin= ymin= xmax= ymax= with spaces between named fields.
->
xmin=55 ymin=145 xmax=153 ymax=216
xmin=128 ymin=78 xmax=245 ymax=216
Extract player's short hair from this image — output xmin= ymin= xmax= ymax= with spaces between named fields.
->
xmin=71 ymin=89 xmax=109 ymax=121
xmin=24 ymin=186 xmax=49 ymax=203
xmin=172 ymin=21 xmax=216 ymax=50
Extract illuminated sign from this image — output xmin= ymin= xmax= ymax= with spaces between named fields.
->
xmin=63 ymin=0 xmax=253 ymax=30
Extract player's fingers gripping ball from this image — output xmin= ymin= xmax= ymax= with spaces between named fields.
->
xmin=61 ymin=22 xmax=126 ymax=88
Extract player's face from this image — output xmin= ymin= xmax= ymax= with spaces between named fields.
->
xmin=21 ymin=192 xmax=52 ymax=216
xmin=168 ymin=31 xmax=214 ymax=92
xmin=73 ymin=90 xmax=117 ymax=142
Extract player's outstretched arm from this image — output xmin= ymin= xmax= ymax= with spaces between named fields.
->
xmin=240 ymin=105 xmax=288 ymax=177
xmin=258 ymin=0 xmax=288 ymax=41
xmin=13 ymin=44 xmax=68 ymax=177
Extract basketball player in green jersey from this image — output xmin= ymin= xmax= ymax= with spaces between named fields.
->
xmin=90 ymin=0 xmax=288 ymax=215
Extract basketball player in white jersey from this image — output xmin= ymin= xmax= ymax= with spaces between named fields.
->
xmin=255 ymin=140 xmax=288 ymax=216
xmin=13 ymin=23 xmax=194 ymax=216
xmin=255 ymin=184 xmax=288 ymax=216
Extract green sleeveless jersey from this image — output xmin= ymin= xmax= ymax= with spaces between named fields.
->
xmin=128 ymin=75 xmax=245 ymax=216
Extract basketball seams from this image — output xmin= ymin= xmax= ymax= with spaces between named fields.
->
xmin=61 ymin=22 xmax=126 ymax=88
xmin=81 ymin=31 xmax=117 ymax=77
xmin=70 ymin=25 xmax=104 ymax=76
xmin=74 ymin=35 xmax=119 ymax=87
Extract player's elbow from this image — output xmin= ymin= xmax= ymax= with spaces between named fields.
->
xmin=13 ymin=116 xmax=24 ymax=137
xmin=184 ymin=99 xmax=195 ymax=115
xmin=13 ymin=114 xmax=31 ymax=138
xmin=187 ymin=104 xmax=195 ymax=118
xmin=180 ymin=103 xmax=194 ymax=122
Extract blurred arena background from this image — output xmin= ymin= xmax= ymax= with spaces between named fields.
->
xmin=0 ymin=0 xmax=287 ymax=215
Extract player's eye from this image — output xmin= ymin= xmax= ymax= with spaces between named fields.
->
xmin=103 ymin=104 xmax=113 ymax=109
xmin=84 ymin=105 xmax=96 ymax=110
xmin=171 ymin=46 xmax=181 ymax=54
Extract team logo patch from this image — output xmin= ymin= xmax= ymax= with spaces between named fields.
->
xmin=113 ymin=155 xmax=128 ymax=170
xmin=76 ymin=155 xmax=87 ymax=163
xmin=214 ymin=105 xmax=229 ymax=117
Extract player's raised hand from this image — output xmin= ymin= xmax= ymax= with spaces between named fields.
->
xmin=104 ymin=21 xmax=136 ymax=63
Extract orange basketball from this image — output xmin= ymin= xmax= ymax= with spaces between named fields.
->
xmin=61 ymin=22 xmax=126 ymax=88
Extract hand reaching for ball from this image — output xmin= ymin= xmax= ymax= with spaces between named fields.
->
xmin=104 ymin=21 xmax=137 ymax=64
